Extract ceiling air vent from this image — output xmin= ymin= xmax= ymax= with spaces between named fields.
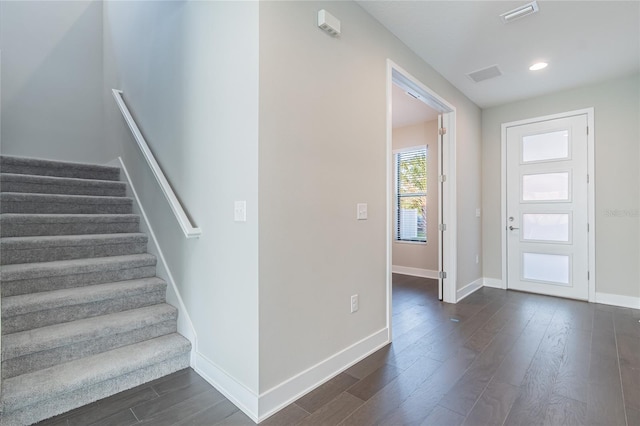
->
xmin=467 ymin=65 xmax=503 ymax=83
xmin=500 ymin=1 xmax=539 ymax=23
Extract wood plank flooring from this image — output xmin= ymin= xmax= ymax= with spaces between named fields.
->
xmin=37 ymin=274 xmax=640 ymax=425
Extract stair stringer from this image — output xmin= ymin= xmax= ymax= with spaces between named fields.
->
xmin=112 ymin=157 xmax=198 ymax=365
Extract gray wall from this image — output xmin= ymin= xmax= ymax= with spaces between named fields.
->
xmin=392 ymin=120 xmax=439 ymax=272
xmin=482 ymin=73 xmax=640 ymax=299
xmin=103 ymin=0 xmax=260 ymax=393
xmin=258 ymin=0 xmax=482 ymax=392
xmin=0 ymin=0 xmax=107 ymax=163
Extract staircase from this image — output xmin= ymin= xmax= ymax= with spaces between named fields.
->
xmin=0 ymin=155 xmax=192 ymax=426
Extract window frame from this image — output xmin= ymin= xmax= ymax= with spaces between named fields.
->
xmin=394 ymin=145 xmax=428 ymax=244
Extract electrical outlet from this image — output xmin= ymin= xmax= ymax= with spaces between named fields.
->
xmin=476 ymin=208 xmax=481 ymax=218
xmin=350 ymin=294 xmax=359 ymax=313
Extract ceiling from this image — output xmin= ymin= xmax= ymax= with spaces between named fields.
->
xmin=358 ymin=1 xmax=640 ymax=108
xmin=392 ymin=83 xmax=439 ymax=128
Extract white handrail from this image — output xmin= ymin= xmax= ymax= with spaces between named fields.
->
xmin=112 ymin=89 xmax=202 ymax=238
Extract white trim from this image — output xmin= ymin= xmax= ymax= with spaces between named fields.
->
xmin=257 ymin=328 xmax=389 ymax=422
xmin=392 ymin=265 xmax=439 ymax=279
xmin=500 ymin=108 xmax=595 ymax=301
xmin=392 ymin=144 xmax=427 ymax=154
xmin=586 ymin=109 xmax=596 ymax=303
xmin=483 ymin=278 xmax=505 ymax=289
xmin=441 ymin=111 xmax=457 ymax=304
xmin=194 ymin=352 xmax=260 ymax=423
xmin=386 ymin=60 xmax=394 ymax=341
xmin=595 ymin=292 xmax=640 ymax=310
xmin=115 ymin=157 xmax=198 ymax=365
xmin=393 ymin=240 xmax=428 ymax=246
xmin=457 ymin=278 xmax=483 ymax=302
xmin=112 ymin=89 xmax=201 ymax=239
xmin=500 ymin=123 xmax=508 ymax=293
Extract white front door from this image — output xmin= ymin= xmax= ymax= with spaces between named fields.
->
xmin=506 ymin=114 xmax=589 ymax=300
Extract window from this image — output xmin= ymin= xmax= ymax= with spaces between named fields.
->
xmin=395 ymin=146 xmax=427 ymax=242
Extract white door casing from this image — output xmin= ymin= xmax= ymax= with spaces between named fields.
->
xmin=505 ymin=113 xmax=591 ymax=300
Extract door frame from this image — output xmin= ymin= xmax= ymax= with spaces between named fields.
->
xmin=500 ymin=108 xmax=595 ymax=302
xmin=386 ymin=59 xmax=458 ymax=339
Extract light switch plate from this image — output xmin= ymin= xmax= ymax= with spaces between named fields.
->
xmin=234 ymin=201 xmax=247 ymax=222
xmin=357 ymin=203 xmax=368 ymax=220
xmin=476 ymin=208 xmax=481 ymax=218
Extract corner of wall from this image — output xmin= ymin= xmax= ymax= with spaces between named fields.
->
xmin=114 ymin=157 xmax=198 ymax=363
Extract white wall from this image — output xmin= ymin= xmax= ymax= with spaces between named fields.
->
xmin=0 ymin=0 xmax=107 ymax=163
xmin=392 ymin=120 xmax=439 ymax=272
xmin=482 ymin=73 xmax=640 ymax=300
xmin=103 ymin=0 xmax=260 ymax=396
xmin=258 ymin=0 xmax=482 ymax=396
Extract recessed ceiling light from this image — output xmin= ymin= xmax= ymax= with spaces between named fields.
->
xmin=529 ymin=62 xmax=548 ymax=71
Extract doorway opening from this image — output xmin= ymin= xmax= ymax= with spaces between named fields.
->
xmin=390 ymin=83 xmax=440 ymax=290
xmin=386 ymin=60 xmax=457 ymax=339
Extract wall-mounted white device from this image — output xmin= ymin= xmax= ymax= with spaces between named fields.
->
xmin=318 ymin=9 xmax=341 ymax=37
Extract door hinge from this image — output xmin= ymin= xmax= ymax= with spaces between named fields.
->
xmin=587 ymin=223 xmax=590 ymax=232
xmin=439 ymin=127 xmax=447 ymax=136
xmin=586 ymin=126 xmax=589 ymax=135
xmin=588 ymin=271 xmax=590 ymax=280
xmin=439 ymin=174 xmax=447 ymax=183
xmin=439 ymin=223 xmax=447 ymax=231
xmin=587 ymin=174 xmax=590 ymax=183
xmin=439 ymin=271 xmax=447 ymax=279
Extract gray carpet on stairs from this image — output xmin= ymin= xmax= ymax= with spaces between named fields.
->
xmin=1 ymin=232 xmax=149 ymax=264
xmin=1 ymin=193 xmax=134 ymax=214
xmin=0 ymin=173 xmax=127 ymax=197
xmin=0 ymin=155 xmax=121 ymax=181
xmin=2 ymin=277 xmax=167 ymax=334
xmin=0 ymin=213 xmax=140 ymax=237
xmin=0 ymin=155 xmax=192 ymax=425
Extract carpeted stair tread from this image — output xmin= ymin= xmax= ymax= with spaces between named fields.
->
xmin=0 ymin=213 xmax=140 ymax=237
xmin=1 ymin=193 xmax=133 ymax=214
xmin=2 ymin=304 xmax=177 ymax=361
xmin=1 ymin=254 xmax=158 ymax=297
xmin=0 ymin=173 xmax=127 ymax=196
xmin=1 ymin=233 xmax=148 ymax=265
xmin=2 ymin=277 xmax=166 ymax=319
xmin=1 ymin=253 xmax=156 ymax=281
xmin=0 ymin=333 xmax=191 ymax=413
xmin=0 ymin=155 xmax=120 ymax=181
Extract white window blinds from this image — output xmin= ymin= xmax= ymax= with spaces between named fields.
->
xmin=395 ymin=147 xmax=427 ymax=242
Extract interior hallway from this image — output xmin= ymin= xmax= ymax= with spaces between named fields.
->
xmin=37 ymin=274 xmax=640 ymax=425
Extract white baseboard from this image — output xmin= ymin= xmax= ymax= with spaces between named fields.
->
xmin=258 ymin=328 xmax=389 ymax=422
xmin=457 ymin=278 xmax=483 ymax=302
xmin=116 ymin=157 xmax=198 ymax=364
xmin=483 ymin=278 xmax=504 ymax=289
xmin=595 ymin=292 xmax=640 ymax=310
xmin=392 ymin=265 xmax=439 ymax=279
xmin=194 ymin=352 xmax=259 ymax=423
xmin=479 ymin=275 xmax=639 ymax=310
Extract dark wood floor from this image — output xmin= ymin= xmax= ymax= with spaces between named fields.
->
xmin=38 ymin=274 xmax=640 ymax=425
